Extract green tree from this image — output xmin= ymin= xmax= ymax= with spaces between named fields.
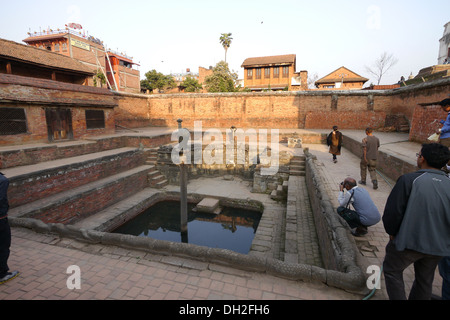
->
xmin=93 ymin=70 xmax=106 ymax=88
xmin=219 ymin=33 xmax=233 ymax=63
xmin=204 ymin=61 xmax=238 ymax=93
xmin=140 ymin=69 xmax=176 ymax=93
xmin=181 ymin=76 xmax=203 ymax=92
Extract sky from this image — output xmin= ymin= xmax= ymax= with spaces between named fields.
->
xmin=1 ymin=0 xmax=449 ymax=86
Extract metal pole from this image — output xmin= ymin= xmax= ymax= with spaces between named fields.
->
xmin=177 ymin=119 xmax=188 ymax=241
xmin=180 ymin=161 xmax=188 ymax=241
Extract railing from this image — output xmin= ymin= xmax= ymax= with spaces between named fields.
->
xmin=27 ymin=28 xmax=104 ymax=46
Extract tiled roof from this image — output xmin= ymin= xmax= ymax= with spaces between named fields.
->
xmin=0 ymin=38 xmax=93 ymax=75
xmin=315 ymin=66 xmax=368 ymax=84
xmin=241 ymin=54 xmax=296 ymax=67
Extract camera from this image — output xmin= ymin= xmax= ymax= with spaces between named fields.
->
xmin=340 ymin=182 xmax=344 ymax=185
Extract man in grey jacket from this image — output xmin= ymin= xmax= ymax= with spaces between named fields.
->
xmin=382 ymin=143 xmax=450 ymax=300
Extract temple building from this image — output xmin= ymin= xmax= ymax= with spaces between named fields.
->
xmin=22 ymin=24 xmax=140 ymax=93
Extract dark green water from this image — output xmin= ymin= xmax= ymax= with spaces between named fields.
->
xmin=112 ymin=201 xmax=261 ymax=254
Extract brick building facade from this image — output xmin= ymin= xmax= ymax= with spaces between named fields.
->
xmin=0 ymin=73 xmax=117 ymax=146
xmin=241 ymin=54 xmax=307 ymax=91
xmin=315 ymin=66 xmax=368 ymax=90
xmin=0 ymin=38 xmax=93 ymax=85
xmin=23 ymin=26 xmax=140 ymax=93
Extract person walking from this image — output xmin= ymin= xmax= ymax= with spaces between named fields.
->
xmin=382 ymin=143 xmax=450 ymax=300
xmin=327 ymin=126 xmax=343 ymax=163
xmin=0 ymin=172 xmax=19 ymax=285
xmin=337 ymin=177 xmax=381 ymax=236
xmin=359 ymin=127 xmax=380 ymax=189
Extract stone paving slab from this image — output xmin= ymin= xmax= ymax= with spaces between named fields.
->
xmin=0 ymin=227 xmax=362 ymax=300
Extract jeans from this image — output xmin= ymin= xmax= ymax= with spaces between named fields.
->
xmin=0 ymin=218 xmax=11 ymax=277
xmin=438 ymin=256 xmax=450 ymax=300
xmin=383 ymin=240 xmax=442 ymax=300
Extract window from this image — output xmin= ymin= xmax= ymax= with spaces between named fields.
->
xmin=62 ymin=43 xmax=67 ymax=52
xmin=282 ymin=66 xmax=289 ymax=78
xmin=264 ymin=68 xmax=270 ymax=79
xmin=0 ymin=107 xmax=27 ymax=135
xmin=85 ymin=110 xmax=105 ymax=129
xmin=255 ymin=68 xmax=261 ymax=79
xmin=247 ymin=69 xmax=253 ymax=80
xmin=54 ymin=43 xmax=60 ymax=52
xmin=273 ymin=67 xmax=279 ymax=78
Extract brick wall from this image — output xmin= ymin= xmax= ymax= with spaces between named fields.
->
xmin=113 ymin=78 xmax=450 ymax=143
xmin=389 ymin=78 xmax=450 ymax=142
xmin=28 ymin=169 xmax=150 ymax=224
xmin=115 ymin=90 xmax=392 ymax=130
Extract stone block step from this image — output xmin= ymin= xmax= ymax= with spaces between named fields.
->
xmin=147 ymin=168 xmax=160 ymax=178
xmin=289 ymin=170 xmax=305 ymax=176
xmin=195 ymin=197 xmax=221 ymax=214
xmin=154 ymin=180 xmax=168 ymax=189
xmin=151 ymin=174 xmax=166 ymax=183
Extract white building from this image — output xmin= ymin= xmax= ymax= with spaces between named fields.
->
xmin=438 ymin=21 xmax=450 ymax=64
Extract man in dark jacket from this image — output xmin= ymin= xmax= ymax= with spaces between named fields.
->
xmin=0 ymin=172 xmax=19 ymax=285
xmin=382 ymin=143 xmax=450 ymax=300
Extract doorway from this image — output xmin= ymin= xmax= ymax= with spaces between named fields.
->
xmin=45 ymin=108 xmax=73 ymax=142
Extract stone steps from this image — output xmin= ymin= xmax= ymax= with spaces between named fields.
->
xmin=8 ymin=165 xmax=154 ymax=225
xmin=289 ymin=155 xmax=306 ymax=176
xmin=146 ymin=148 xmax=169 ymax=188
xmin=3 ymin=147 xmax=146 ymax=208
xmin=282 ymin=175 xmax=323 ymax=267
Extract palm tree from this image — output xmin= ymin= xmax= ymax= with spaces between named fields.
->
xmin=219 ymin=33 xmax=233 ymax=63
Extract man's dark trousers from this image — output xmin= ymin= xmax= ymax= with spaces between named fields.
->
xmin=383 ymin=241 xmax=442 ymax=300
xmin=0 ymin=218 xmax=11 ymax=278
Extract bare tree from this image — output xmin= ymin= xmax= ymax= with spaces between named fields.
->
xmin=307 ymin=72 xmax=319 ymax=89
xmin=365 ymin=52 xmax=398 ymax=85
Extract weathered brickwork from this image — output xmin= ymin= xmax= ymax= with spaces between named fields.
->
xmin=112 ymin=78 xmax=450 ymax=142
xmin=7 ymin=149 xmax=147 ymax=207
xmin=0 ymin=73 xmax=117 ymax=146
xmin=28 ymin=169 xmax=150 ymax=224
xmin=124 ymin=91 xmax=396 ymax=130
xmin=410 ymin=104 xmax=448 ymax=142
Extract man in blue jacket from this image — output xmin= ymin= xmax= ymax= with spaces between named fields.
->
xmin=437 ymin=98 xmax=450 ymax=147
xmin=382 ymin=143 xmax=450 ymax=300
xmin=0 ymin=172 xmax=19 ymax=285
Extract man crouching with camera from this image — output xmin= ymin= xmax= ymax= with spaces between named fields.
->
xmin=337 ymin=178 xmax=381 ymax=236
